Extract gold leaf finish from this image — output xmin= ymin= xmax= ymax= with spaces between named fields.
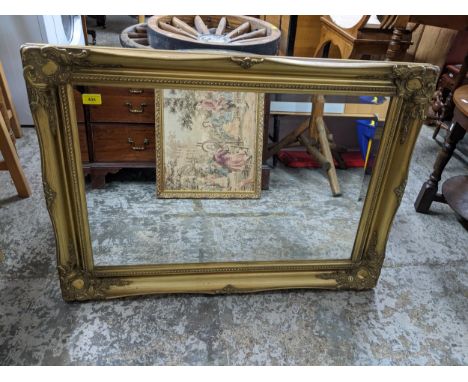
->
xmin=392 ymin=65 xmax=439 ymax=144
xmin=19 ymin=44 xmax=438 ymax=300
xmin=58 ymin=245 xmax=130 ymax=301
xmin=319 ymin=231 xmax=383 ymax=290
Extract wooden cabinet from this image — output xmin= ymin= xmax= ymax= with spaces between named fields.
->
xmin=92 ymin=124 xmax=155 ymax=162
xmin=78 ymin=123 xmax=89 ymax=162
xmin=74 ymin=90 xmax=85 ymax=123
xmin=87 ymin=86 xmax=155 ymax=124
xmin=74 ymin=86 xmax=156 ymax=188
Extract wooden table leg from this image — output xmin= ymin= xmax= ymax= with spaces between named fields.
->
xmin=414 ymin=122 xmax=466 ymax=213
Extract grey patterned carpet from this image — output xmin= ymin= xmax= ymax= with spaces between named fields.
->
xmin=0 ymin=125 xmax=467 ymax=365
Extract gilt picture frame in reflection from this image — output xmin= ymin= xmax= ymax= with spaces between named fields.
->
xmin=155 ymin=89 xmax=264 ymax=198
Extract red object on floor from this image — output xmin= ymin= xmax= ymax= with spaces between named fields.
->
xmin=278 ymin=150 xmax=366 ymax=168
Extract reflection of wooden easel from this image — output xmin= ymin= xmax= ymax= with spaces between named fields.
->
xmin=265 ymin=95 xmax=341 ymax=196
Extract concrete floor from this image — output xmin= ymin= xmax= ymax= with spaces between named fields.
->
xmin=0 ymin=126 xmax=467 ymax=365
xmin=86 ymin=162 xmax=365 ymax=265
xmin=85 ymin=15 xmax=141 ymax=47
xmin=0 ymin=16 xmax=467 ymax=365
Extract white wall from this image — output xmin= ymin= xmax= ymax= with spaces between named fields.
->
xmin=0 ymin=16 xmax=45 ymax=125
xmin=0 ymin=15 xmax=84 ymax=125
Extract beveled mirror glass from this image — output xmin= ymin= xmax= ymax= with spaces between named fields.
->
xmin=21 ymin=44 xmax=437 ymax=300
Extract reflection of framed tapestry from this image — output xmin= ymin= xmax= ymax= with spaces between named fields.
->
xmin=155 ymin=89 xmax=264 ymax=199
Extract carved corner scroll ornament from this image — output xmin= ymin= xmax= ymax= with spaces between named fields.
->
xmin=392 ymin=65 xmax=439 ymax=144
xmin=230 ymin=56 xmax=264 ymax=69
xmin=22 ymin=46 xmax=122 ymax=137
xmin=22 ymin=46 xmax=89 ymax=136
xmin=58 ymin=244 xmax=130 ymax=301
xmin=319 ymin=231 xmax=383 ymax=290
xmin=22 ymin=46 xmax=93 ymax=89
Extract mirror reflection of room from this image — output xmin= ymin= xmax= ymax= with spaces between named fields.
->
xmin=74 ymin=84 xmax=388 ymax=266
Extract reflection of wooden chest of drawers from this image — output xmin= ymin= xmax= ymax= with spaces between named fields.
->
xmin=74 ymin=86 xmax=156 ymax=188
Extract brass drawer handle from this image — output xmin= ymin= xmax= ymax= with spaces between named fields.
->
xmin=125 ymin=102 xmax=147 ymax=113
xmin=129 ymin=88 xmax=143 ymax=94
xmin=128 ymin=138 xmax=149 ymax=151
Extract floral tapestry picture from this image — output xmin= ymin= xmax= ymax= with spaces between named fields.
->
xmin=155 ymin=89 xmax=264 ymax=198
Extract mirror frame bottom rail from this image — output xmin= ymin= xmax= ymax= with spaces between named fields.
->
xmin=21 ymin=44 xmax=437 ymax=301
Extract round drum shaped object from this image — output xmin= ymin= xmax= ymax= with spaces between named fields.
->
xmin=146 ymin=15 xmax=280 ymax=55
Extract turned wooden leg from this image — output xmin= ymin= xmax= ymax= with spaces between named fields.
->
xmin=432 ymin=123 xmax=441 ymax=140
xmin=385 ymin=28 xmax=407 ymax=61
xmin=414 ymin=122 xmax=466 ymax=213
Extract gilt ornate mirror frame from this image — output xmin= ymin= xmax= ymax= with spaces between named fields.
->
xmin=21 ymin=44 xmax=438 ymax=301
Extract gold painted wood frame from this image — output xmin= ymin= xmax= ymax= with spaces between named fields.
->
xmin=155 ymin=89 xmax=264 ymax=199
xmin=21 ymin=43 xmax=438 ymax=301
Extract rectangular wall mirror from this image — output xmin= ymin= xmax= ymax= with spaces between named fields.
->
xmin=21 ymin=44 xmax=437 ymax=301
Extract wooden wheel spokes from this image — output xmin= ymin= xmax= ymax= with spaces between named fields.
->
xmin=172 ymin=17 xmax=199 ymax=36
xmin=194 ymin=15 xmax=209 ymax=34
xmin=215 ymin=17 xmax=226 ymax=35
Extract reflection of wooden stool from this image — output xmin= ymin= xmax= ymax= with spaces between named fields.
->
xmin=265 ymin=95 xmax=341 ymax=196
xmin=415 ymin=85 xmax=468 ymax=214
